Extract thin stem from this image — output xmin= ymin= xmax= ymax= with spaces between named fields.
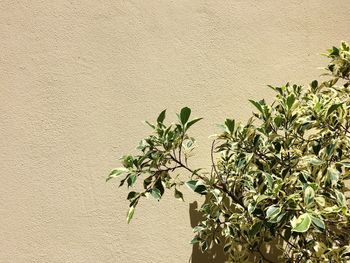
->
xmin=169 ymin=153 xmax=249 ymax=212
xmin=178 ymin=132 xmax=185 ymax=163
xmin=210 ymin=140 xmax=221 ymax=180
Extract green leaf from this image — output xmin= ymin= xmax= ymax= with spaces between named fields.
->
xmin=119 ymin=177 xmax=127 ymax=187
xmin=337 ymin=159 xmax=350 ymax=167
xmin=109 ymin=167 xmax=128 ymax=176
xmin=127 ymin=191 xmax=138 ymax=200
xmin=154 ymin=179 xmax=165 ymax=197
xmin=304 ymin=186 xmax=315 ymax=206
xmin=329 ymin=46 xmax=339 ymax=56
xmin=341 ymin=41 xmax=349 ymax=51
xmin=327 ymin=167 xmax=340 ymax=187
xmin=180 ymin=107 xmax=191 ymax=125
xmin=325 ymin=143 xmax=336 ymax=158
xmin=225 ymin=119 xmax=235 ymax=134
xmin=274 ymin=115 xmax=283 ymax=128
xmin=122 ymin=155 xmax=134 ymax=168
xmin=291 ymin=213 xmax=312 ymax=233
xmin=190 ymin=237 xmax=200 ymax=244
xmin=311 ymin=215 xmax=325 ymax=231
xmin=106 ymin=167 xmax=128 ymax=182
xmin=326 ymin=103 xmax=342 ymax=117
xmin=249 ymin=100 xmax=264 ymax=114
xmin=127 ymin=174 xmax=137 ymax=187
xmin=266 ymin=205 xmax=281 ymax=221
xmin=335 ymin=190 xmax=346 ymax=207
xmin=264 ymin=173 xmax=273 ymax=188
xmin=186 ymin=180 xmax=207 ymax=195
xmin=249 ymin=221 xmax=262 ymax=237
xmin=302 ymin=155 xmax=324 ymax=166
xmin=174 ymin=188 xmax=184 ymax=201
xmin=254 ymin=195 xmax=270 ymax=204
xmin=151 ymin=188 xmax=162 ymax=201
xmin=127 ymin=206 xmax=135 ymax=224
xmin=157 ymin=109 xmax=166 ymax=124
xmin=186 ymin=118 xmax=203 ymax=130
xmin=186 ymin=180 xmax=197 ymax=191
xmin=284 ymin=228 xmax=292 ymax=241
xmin=315 ymin=196 xmax=326 ymax=207
xmin=286 ymin=94 xmax=295 ymax=109
xmin=310 ymin=80 xmax=318 ymax=92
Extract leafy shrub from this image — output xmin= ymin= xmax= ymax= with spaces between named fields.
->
xmin=108 ymin=42 xmax=350 ymax=262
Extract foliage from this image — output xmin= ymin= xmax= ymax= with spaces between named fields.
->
xmin=108 ymin=42 xmax=350 ymax=262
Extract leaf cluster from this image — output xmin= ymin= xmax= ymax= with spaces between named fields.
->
xmin=108 ymin=42 xmax=350 ymax=262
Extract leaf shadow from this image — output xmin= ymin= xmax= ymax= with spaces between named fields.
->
xmin=188 ymin=201 xmax=227 ymax=263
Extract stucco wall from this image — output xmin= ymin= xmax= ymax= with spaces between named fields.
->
xmin=1 ymin=1 xmax=349 ymax=262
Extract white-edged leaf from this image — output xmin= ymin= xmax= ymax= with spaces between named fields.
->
xmin=327 ymin=167 xmax=340 ymax=187
xmin=107 ymin=167 xmax=128 ymax=182
xmin=266 ymin=205 xmax=281 ymax=220
xmin=335 ymin=190 xmax=346 ymax=207
xmin=186 ymin=180 xmax=207 ymax=194
xmin=254 ymin=195 xmax=270 ymax=204
xmin=291 ymin=213 xmax=311 ymax=233
xmin=338 ymin=159 xmax=350 ymax=167
xmin=301 ymin=155 xmax=324 ymax=166
xmin=315 ymin=196 xmax=326 ymax=207
xmin=127 ymin=206 xmax=135 ymax=224
xmin=304 ymin=186 xmax=315 ymax=206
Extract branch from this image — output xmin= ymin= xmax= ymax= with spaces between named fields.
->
xmin=169 ymin=153 xmax=251 ymax=214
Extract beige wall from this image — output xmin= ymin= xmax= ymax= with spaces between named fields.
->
xmin=1 ymin=1 xmax=349 ymax=262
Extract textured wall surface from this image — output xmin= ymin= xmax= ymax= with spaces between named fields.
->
xmin=1 ymin=1 xmax=350 ymax=262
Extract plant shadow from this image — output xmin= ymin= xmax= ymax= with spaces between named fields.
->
xmin=188 ymin=200 xmax=284 ymax=263
xmin=188 ymin=201 xmax=227 ymax=263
